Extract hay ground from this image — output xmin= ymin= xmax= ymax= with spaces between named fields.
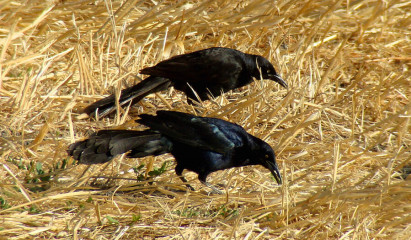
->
xmin=0 ymin=0 xmax=410 ymax=239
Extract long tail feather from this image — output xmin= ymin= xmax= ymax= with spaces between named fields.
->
xmin=84 ymin=76 xmax=171 ymax=118
xmin=67 ymin=130 xmax=172 ymax=164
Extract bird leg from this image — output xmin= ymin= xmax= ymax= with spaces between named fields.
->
xmin=175 ymin=166 xmax=195 ymax=191
xmin=198 ymin=174 xmax=223 ymax=195
xmin=179 ymin=175 xmax=195 ymax=191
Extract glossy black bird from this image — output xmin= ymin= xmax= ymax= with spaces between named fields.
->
xmin=68 ymin=111 xmax=282 ymax=192
xmin=84 ymin=47 xmax=287 ymax=118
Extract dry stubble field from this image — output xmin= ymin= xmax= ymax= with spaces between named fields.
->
xmin=0 ymin=0 xmax=410 ymax=239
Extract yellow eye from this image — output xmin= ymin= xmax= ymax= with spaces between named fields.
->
xmin=265 ymin=154 xmax=269 ymax=158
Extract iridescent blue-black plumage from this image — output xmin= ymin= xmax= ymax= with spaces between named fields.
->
xmin=68 ymin=111 xmax=282 ymax=191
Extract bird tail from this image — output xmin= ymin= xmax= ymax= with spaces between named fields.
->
xmin=83 ymin=76 xmax=171 ymax=118
xmin=67 ymin=130 xmax=172 ymax=164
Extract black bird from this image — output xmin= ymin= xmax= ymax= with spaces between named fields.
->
xmin=84 ymin=47 xmax=287 ymax=118
xmin=68 ymin=111 xmax=282 ymax=192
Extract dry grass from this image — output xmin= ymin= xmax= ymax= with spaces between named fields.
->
xmin=1 ymin=0 xmax=410 ymax=239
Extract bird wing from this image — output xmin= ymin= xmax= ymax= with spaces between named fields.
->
xmin=137 ymin=111 xmax=238 ymax=154
xmin=139 ymin=48 xmax=243 ymax=85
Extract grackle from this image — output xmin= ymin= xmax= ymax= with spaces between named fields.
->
xmin=68 ymin=111 xmax=282 ymax=193
xmin=84 ymin=47 xmax=287 ymax=118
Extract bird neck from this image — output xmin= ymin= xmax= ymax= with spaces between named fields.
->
xmin=243 ymin=53 xmax=254 ymax=67
xmin=245 ymin=54 xmax=261 ymax=78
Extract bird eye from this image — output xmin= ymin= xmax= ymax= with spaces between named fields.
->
xmin=265 ymin=154 xmax=269 ymax=159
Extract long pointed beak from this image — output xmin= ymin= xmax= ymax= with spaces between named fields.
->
xmin=269 ymin=74 xmax=288 ymax=89
xmin=265 ymin=161 xmax=282 ymax=185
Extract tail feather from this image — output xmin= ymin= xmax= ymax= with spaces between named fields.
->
xmin=83 ymin=76 xmax=171 ymax=118
xmin=67 ymin=130 xmax=172 ymax=164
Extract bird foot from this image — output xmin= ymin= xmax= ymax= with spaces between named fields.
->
xmin=185 ymin=184 xmax=195 ymax=191
xmin=209 ymin=187 xmax=223 ymax=195
xmin=201 ymin=180 xmax=224 ymax=195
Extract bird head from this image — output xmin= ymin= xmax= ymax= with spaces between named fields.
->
xmin=255 ymin=55 xmax=288 ymax=89
xmin=251 ymin=137 xmax=282 ymax=185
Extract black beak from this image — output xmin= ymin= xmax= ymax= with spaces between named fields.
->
xmin=264 ymin=161 xmax=282 ymax=185
xmin=269 ymin=74 xmax=288 ymax=89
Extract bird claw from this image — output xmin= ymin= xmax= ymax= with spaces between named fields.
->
xmin=209 ymin=188 xmax=224 ymax=195
xmin=201 ymin=180 xmax=224 ymax=195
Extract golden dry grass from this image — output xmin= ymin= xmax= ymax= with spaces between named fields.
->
xmin=1 ymin=0 xmax=410 ymax=239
